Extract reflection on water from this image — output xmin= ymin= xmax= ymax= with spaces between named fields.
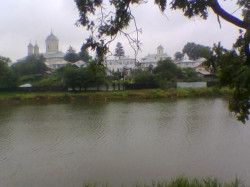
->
xmin=0 ymin=98 xmax=250 ymax=186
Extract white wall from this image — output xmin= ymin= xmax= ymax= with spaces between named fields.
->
xmin=177 ymin=82 xmax=207 ymax=88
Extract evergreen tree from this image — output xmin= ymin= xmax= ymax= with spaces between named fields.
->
xmin=114 ymin=42 xmax=125 ymax=58
xmin=78 ymin=43 xmax=91 ymax=62
xmin=64 ymin=46 xmax=80 ymax=63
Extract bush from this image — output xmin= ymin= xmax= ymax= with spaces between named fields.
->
xmin=33 ymin=76 xmax=63 ymax=87
xmin=134 ymin=72 xmax=156 ymax=85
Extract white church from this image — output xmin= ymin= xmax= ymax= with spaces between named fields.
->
xmin=18 ymin=32 xmax=68 ymax=69
xmin=140 ymin=45 xmax=171 ymax=70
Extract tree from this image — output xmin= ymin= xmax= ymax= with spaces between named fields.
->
xmin=134 ymin=72 xmax=156 ymax=86
xmin=75 ymin=0 xmax=250 ymax=122
xmin=114 ymin=42 xmax=125 ymax=58
xmin=153 ymin=59 xmax=183 ymax=88
xmin=182 ymin=42 xmax=211 ymax=60
xmin=206 ymin=43 xmax=250 ymax=123
xmin=0 ymin=57 xmax=17 ymax=89
xmin=0 ymin=55 xmax=11 ymax=64
xmin=59 ymin=61 xmax=109 ymax=91
xmin=78 ymin=43 xmax=92 ymax=62
xmin=12 ymin=55 xmax=48 ymax=76
xmin=112 ymin=71 xmax=123 ymax=81
xmin=174 ymin=52 xmax=184 ymax=61
xmin=182 ymin=67 xmax=202 ymax=82
xmin=64 ymin=46 xmax=80 ymax=63
xmin=75 ymin=0 xmax=249 ymax=60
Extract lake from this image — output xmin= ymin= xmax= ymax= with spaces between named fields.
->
xmin=0 ymin=98 xmax=250 ymax=186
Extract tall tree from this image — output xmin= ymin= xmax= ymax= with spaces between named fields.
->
xmin=64 ymin=46 xmax=80 ymax=63
xmin=182 ymin=42 xmax=211 ymax=60
xmin=78 ymin=43 xmax=92 ymax=62
xmin=206 ymin=42 xmax=250 ymax=123
xmin=114 ymin=42 xmax=125 ymax=58
xmin=75 ymin=0 xmax=250 ymax=122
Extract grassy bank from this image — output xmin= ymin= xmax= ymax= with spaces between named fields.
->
xmin=0 ymin=87 xmax=232 ymax=103
xmin=83 ymin=177 xmax=245 ymax=187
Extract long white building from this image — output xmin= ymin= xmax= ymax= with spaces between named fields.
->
xmin=106 ymin=56 xmax=136 ymax=73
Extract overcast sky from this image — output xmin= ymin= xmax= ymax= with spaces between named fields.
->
xmin=0 ymin=0 xmax=243 ymax=62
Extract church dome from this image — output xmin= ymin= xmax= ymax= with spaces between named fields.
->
xmin=46 ymin=32 xmax=59 ymax=41
xmin=157 ymin=45 xmax=163 ymax=49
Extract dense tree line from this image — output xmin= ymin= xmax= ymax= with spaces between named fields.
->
xmin=134 ymin=59 xmax=202 ymax=88
xmin=58 ymin=61 xmax=109 ymax=91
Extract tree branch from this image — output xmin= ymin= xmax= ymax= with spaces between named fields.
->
xmin=210 ymin=0 xmax=248 ymax=29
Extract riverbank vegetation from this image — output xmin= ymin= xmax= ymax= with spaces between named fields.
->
xmin=82 ymin=177 xmax=245 ymax=187
xmin=0 ymin=87 xmax=232 ymax=103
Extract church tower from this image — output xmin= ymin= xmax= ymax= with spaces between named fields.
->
xmin=34 ymin=42 xmax=39 ymax=55
xmin=157 ymin=45 xmax=164 ymax=55
xmin=28 ymin=42 xmax=34 ymax=56
xmin=45 ymin=31 xmax=59 ymax=53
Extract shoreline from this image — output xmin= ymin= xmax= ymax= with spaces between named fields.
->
xmin=0 ymin=88 xmax=232 ymax=103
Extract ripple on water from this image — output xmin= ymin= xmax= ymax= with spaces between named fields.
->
xmin=0 ymin=99 xmax=250 ymax=187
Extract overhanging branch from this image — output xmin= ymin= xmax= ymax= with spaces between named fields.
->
xmin=210 ymin=1 xmax=248 ymax=29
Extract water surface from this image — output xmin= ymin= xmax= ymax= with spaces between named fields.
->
xmin=0 ymin=98 xmax=250 ymax=186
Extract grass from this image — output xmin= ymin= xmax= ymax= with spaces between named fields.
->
xmin=0 ymin=87 xmax=232 ymax=103
xmin=82 ymin=177 xmax=246 ymax=187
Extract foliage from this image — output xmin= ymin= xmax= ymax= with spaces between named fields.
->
xmin=133 ymin=59 xmax=183 ymax=88
xmin=114 ymin=42 xmax=125 ymax=58
xmin=134 ymin=72 xmax=156 ymax=85
xmin=19 ymin=74 xmax=43 ymax=85
xmin=79 ymin=43 xmax=92 ymax=62
xmin=112 ymin=71 xmax=123 ymax=81
xmin=182 ymin=67 xmax=203 ymax=82
xmin=0 ymin=88 xmax=232 ymax=102
xmin=0 ymin=58 xmax=17 ymax=89
xmin=33 ymin=75 xmax=63 ymax=87
xmin=174 ymin=52 xmax=184 ymax=61
xmin=64 ymin=46 xmax=80 ymax=63
xmin=81 ymin=177 xmax=244 ymax=187
xmin=75 ymin=0 xmax=249 ymax=123
xmin=0 ymin=55 xmax=11 ymax=64
xmin=12 ymin=55 xmax=48 ymax=76
xmin=75 ymin=0 xmax=248 ymax=62
xmin=153 ymin=59 xmax=183 ymax=88
xmin=182 ymin=42 xmax=211 ymax=60
xmin=59 ymin=61 xmax=109 ymax=90
xmin=206 ymin=43 xmax=250 ymax=123
xmin=64 ymin=44 xmax=92 ymax=63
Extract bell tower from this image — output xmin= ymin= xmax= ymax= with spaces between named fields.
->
xmin=28 ymin=42 xmax=34 ymax=56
